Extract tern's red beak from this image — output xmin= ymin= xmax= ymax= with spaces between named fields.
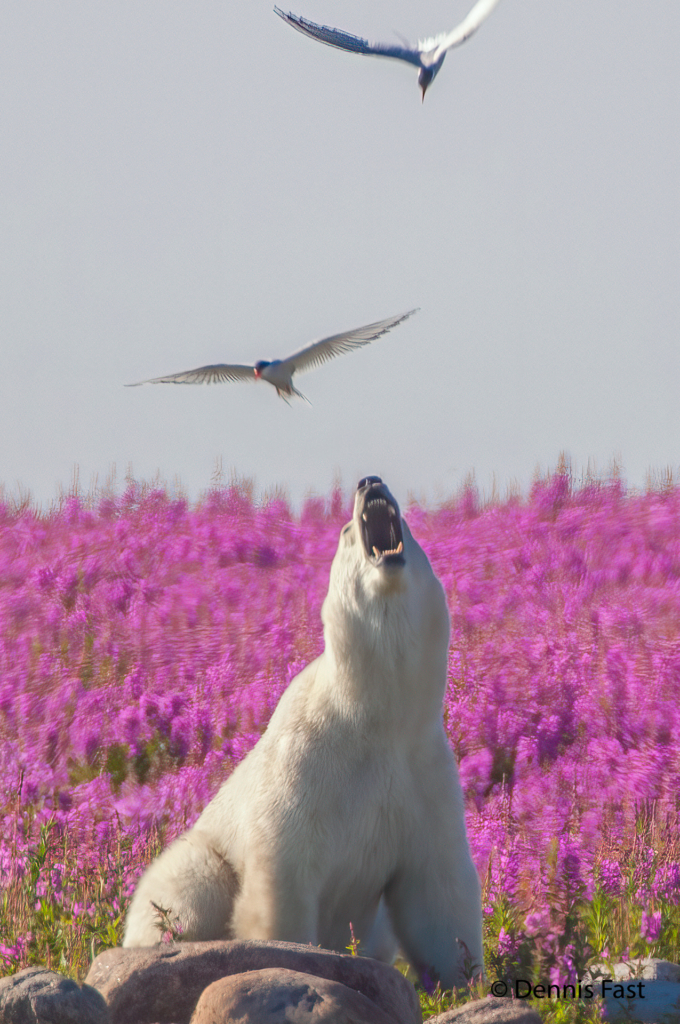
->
xmin=254 ymin=368 xmax=261 ymax=379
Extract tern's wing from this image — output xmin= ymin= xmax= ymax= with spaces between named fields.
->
xmin=433 ymin=0 xmax=502 ymax=59
xmin=274 ymin=7 xmax=424 ymax=68
xmin=280 ymin=309 xmax=419 ymax=377
xmin=126 ymin=364 xmax=256 ymax=386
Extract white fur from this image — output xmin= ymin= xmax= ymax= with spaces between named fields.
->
xmin=123 ymin=485 xmax=483 ymax=988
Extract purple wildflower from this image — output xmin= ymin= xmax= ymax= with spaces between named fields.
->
xmin=640 ymin=910 xmax=662 ymax=944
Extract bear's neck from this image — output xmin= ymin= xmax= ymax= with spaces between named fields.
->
xmin=319 ymin=600 xmax=447 ymax=730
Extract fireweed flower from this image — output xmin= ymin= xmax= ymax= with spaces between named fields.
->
xmin=524 ymin=910 xmax=551 ymax=937
xmin=2 ymin=475 xmax=680 ymax=966
xmin=497 ymin=927 xmax=523 ymax=957
xmin=549 ymin=944 xmax=577 ymax=987
xmin=419 ymin=969 xmax=436 ymax=995
xmin=599 ymin=859 xmax=623 ymax=896
xmin=641 ymin=910 xmax=662 ymax=944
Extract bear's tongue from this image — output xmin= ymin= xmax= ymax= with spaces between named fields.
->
xmin=361 ymin=496 xmax=404 ymax=562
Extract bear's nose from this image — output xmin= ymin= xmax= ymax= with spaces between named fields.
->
xmin=357 ymin=476 xmax=383 ymax=490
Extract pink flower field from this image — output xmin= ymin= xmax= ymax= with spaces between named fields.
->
xmin=2 ymin=469 xmax=680 ymax=994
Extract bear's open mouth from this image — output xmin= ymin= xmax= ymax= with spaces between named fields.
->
xmin=360 ymin=492 xmax=405 ymax=567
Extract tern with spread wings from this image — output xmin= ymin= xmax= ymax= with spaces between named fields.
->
xmin=127 ymin=309 xmax=418 ymax=403
xmin=274 ymin=0 xmax=502 ymax=102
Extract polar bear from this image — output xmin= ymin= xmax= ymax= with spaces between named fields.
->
xmin=123 ymin=475 xmax=483 ymax=987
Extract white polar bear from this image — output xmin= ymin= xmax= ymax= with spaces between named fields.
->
xmin=123 ymin=476 xmax=483 ymax=988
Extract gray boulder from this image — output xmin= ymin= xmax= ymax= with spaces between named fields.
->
xmin=190 ymin=967 xmax=399 ymax=1023
xmin=0 ymin=967 xmax=111 ymax=1024
xmin=582 ymin=958 xmax=680 ymax=1023
xmin=85 ymin=940 xmax=421 ymax=1024
xmin=426 ymin=997 xmax=541 ymax=1024
xmin=585 ymin=957 xmax=680 ymax=984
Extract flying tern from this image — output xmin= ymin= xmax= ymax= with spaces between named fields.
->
xmin=126 ymin=309 xmax=418 ymax=403
xmin=274 ymin=0 xmax=502 ymax=101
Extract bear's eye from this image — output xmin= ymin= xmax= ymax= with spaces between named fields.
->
xmin=341 ymin=524 xmax=354 ymax=544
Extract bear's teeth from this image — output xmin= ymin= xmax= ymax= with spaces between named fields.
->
xmin=372 ymin=540 xmax=404 ymax=558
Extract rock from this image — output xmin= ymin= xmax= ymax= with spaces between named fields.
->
xmin=585 ymin=957 xmax=680 ymax=984
xmin=0 ymin=967 xmax=111 ymax=1024
xmin=85 ymin=939 xmax=420 ymax=1024
xmin=426 ymin=997 xmax=541 ymax=1024
xmin=581 ymin=959 xmax=680 ymax=1023
xmin=190 ymin=967 xmax=399 ymax=1023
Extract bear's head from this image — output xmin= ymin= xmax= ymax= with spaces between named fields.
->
xmin=321 ymin=477 xmax=450 ymax=704
xmin=328 ymin=476 xmax=424 ymax=592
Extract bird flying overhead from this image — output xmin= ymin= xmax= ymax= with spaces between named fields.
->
xmin=274 ymin=0 xmax=502 ymax=102
xmin=126 ymin=309 xmax=418 ymax=403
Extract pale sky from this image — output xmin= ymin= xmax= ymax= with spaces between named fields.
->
xmin=2 ymin=1 xmax=679 ymax=507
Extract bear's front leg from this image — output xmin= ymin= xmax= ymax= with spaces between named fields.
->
xmin=231 ymin=860 xmax=319 ymax=946
xmin=385 ymin=850 xmax=484 ymax=989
